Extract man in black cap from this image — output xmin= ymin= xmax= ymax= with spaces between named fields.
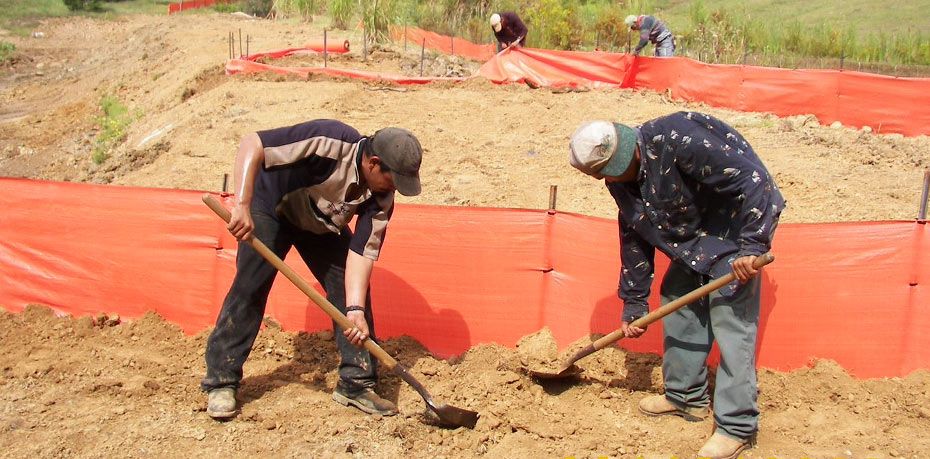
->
xmin=569 ymin=112 xmax=785 ymax=459
xmin=202 ymin=119 xmax=423 ymax=420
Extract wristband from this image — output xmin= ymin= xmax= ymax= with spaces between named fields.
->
xmin=345 ymin=305 xmax=365 ymax=313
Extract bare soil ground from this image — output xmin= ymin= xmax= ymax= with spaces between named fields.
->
xmin=3 ymin=306 xmax=930 ymax=458
xmin=1 ymin=12 xmax=930 ymax=459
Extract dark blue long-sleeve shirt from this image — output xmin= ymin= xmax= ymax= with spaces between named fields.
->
xmin=607 ymin=112 xmax=786 ymax=322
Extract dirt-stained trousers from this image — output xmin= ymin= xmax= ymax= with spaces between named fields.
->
xmin=201 ymin=210 xmax=378 ymax=395
xmin=659 ymin=261 xmax=761 ymax=441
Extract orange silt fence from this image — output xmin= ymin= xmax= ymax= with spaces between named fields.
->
xmin=391 ymin=26 xmax=496 ymax=61
xmin=223 ymin=27 xmax=930 ymax=136
xmin=168 ymin=0 xmax=234 ymax=15
xmin=0 ymin=178 xmax=927 ymax=378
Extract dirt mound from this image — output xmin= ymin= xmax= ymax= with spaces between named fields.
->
xmin=1 ymin=306 xmax=928 ymax=457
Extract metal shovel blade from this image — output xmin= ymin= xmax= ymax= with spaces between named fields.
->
xmin=528 ymin=363 xmax=584 ymax=380
xmin=526 ymin=253 xmax=775 ymax=382
xmin=528 ymin=343 xmax=596 ymax=380
xmin=393 ymin=364 xmax=479 ymax=429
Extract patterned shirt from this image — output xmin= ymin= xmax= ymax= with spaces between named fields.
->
xmin=634 ymin=15 xmax=673 ymax=53
xmin=607 ymin=112 xmax=786 ymax=322
xmin=253 ymin=119 xmax=394 ymax=260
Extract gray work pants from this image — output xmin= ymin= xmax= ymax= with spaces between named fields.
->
xmin=660 ymin=261 xmax=760 ymax=440
xmin=654 ymin=37 xmax=675 ymax=57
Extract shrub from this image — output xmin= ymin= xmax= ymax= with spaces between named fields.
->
xmin=242 ymin=0 xmax=273 ymax=17
xmin=274 ymin=0 xmax=323 ymax=19
xmin=329 ymin=0 xmax=354 ymax=29
xmin=522 ymin=0 xmax=581 ymax=50
xmin=63 ymin=0 xmax=101 ymax=11
xmin=0 ymin=41 xmax=14 ymax=64
xmin=93 ymin=95 xmax=132 ymax=165
xmin=361 ymin=0 xmax=398 ymax=44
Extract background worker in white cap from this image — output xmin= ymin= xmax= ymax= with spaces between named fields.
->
xmin=489 ymin=11 xmax=527 ymax=52
xmin=568 ymin=112 xmax=785 ymax=459
xmin=624 ymin=14 xmax=675 ymax=56
xmin=202 ymin=120 xmax=423 ymax=421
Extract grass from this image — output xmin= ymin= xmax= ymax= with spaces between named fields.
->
xmin=656 ymin=0 xmax=930 ymax=37
xmin=0 ymin=40 xmax=14 ymax=64
xmin=0 ymin=0 xmax=167 ymax=35
xmin=93 ymin=94 xmax=133 ymax=165
xmin=0 ymin=0 xmax=69 ymax=34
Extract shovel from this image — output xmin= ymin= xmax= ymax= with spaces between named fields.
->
xmin=529 ymin=252 xmax=774 ymax=380
xmin=203 ymin=195 xmax=479 ymax=429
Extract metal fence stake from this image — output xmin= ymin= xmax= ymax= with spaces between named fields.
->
xmin=548 ymin=185 xmax=558 ymax=213
xmin=919 ymin=169 xmax=930 ymax=223
xmin=420 ymin=38 xmax=425 ymax=76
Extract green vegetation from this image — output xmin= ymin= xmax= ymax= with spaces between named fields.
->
xmin=0 ymin=0 xmax=164 ymax=34
xmin=0 ymin=40 xmax=14 ymax=64
xmin=0 ymin=0 xmax=69 ymax=34
xmin=63 ymin=0 xmax=101 ymax=11
xmin=329 ymin=0 xmax=353 ymax=29
xmin=1 ymin=0 xmax=926 ymax=70
xmin=93 ymin=94 xmax=133 ymax=165
xmin=384 ymin=0 xmax=930 ymax=69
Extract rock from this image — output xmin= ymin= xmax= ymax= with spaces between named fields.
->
xmin=830 ymin=121 xmax=843 ymax=129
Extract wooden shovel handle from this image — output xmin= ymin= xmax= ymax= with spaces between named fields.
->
xmin=203 ymin=194 xmax=398 ymax=369
xmin=590 ymin=253 xmax=775 ymax=351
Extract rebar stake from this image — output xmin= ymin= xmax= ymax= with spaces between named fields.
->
xmin=919 ymin=169 xmax=930 ymax=223
xmin=420 ymin=38 xmax=425 ymax=76
xmin=548 ymin=185 xmax=558 ymax=213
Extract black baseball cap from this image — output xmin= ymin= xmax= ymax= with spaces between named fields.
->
xmin=370 ymin=127 xmax=423 ymax=196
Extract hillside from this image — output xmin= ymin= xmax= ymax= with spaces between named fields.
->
xmin=1 ymin=13 xmax=928 ymax=223
xmin=657 ymin=0 xmax=930 ymax=35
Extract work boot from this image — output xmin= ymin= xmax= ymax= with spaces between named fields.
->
xmin=638 ymin=395 xmax=708 ymax=422
xmin=332 ymin=387 xmax=398 ymax=416
xmin=697 ymin=431 xmax=754 ymax=459
xmin=206 ymin=387 xmax=237 ymax=419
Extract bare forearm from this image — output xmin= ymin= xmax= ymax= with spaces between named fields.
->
xmin=345 ymin=250 xmax=375 ymax=308
xmin=233 ymin=132 xmax=264 ymax=209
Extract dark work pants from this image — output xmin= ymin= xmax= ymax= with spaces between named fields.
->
xmin=660 ymin=261 xmax=761 ymax=440
xmin=201 ymin=210 xmax=377 ymax=395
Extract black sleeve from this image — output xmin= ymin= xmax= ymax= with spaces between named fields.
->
xmin=257 ymin=119 xmax=361 ymax=149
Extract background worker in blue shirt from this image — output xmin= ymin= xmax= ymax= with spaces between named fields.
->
xmin=568 ymin=112 xmax=785 ymax=459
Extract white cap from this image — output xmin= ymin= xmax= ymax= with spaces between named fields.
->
xmin=490 ymin=13 xmax=502 ymax=32
xmin=569 ymin=121 xmax=637 ymax=178
xmin=624 ymin=15 xmax=638 ymax=28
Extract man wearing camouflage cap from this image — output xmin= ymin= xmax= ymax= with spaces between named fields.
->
xmin=202 ymin=119 xmax=423 ymax=420
xmin=569 ymin=112 xmax=785 ymax=459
